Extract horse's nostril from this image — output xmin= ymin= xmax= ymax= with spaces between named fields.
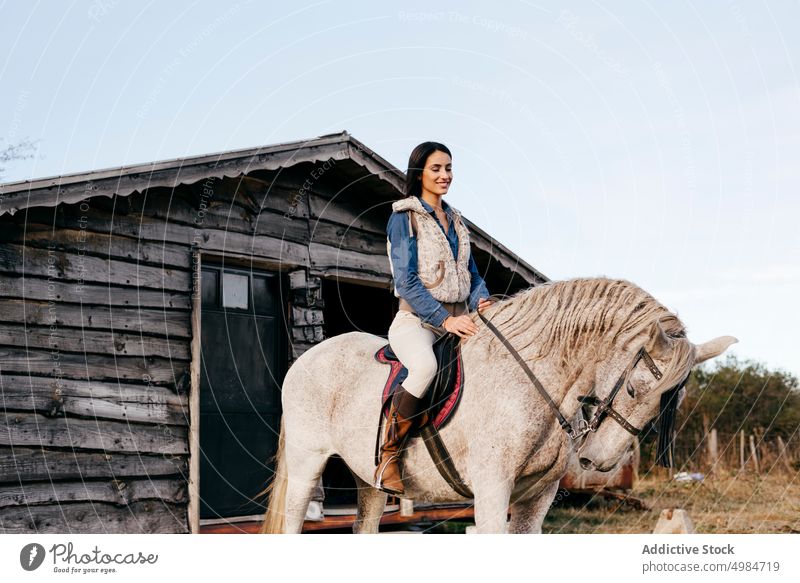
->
xmin=579 ymin=457 xmax=594 ymax=470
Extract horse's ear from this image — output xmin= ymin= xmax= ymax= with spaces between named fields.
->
xmin=646 ymin=321 xmax=672 ymax=359
xmin=693 ymin=336 xmax=738 ymax=365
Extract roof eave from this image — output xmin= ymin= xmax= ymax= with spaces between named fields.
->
xmin=0 ymin=131 xmax=405 ymax=216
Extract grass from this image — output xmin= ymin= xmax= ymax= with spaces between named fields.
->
xmin=542 ymin=469 xmax=800 ymax=534
xmin=416 ymin=469 xmax=800 ymax=534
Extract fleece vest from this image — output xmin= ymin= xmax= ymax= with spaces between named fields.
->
xmin=388 ymin=196 xmax=472 ymax=303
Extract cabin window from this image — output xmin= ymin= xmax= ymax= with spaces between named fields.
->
xmin=252 ymin=275 xmax=277 ymax=315
xmin=222 ymin=273 xmax=249 ymax=309
xmin=201 ymin=269 xmax=219 ymax=306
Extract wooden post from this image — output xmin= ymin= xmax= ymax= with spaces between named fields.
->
xmin=702 ymin=414 xmax=710 ymax=470
xmin=653 ymin=508 xmax=696 ymax=534
xmin=749 ymin=434 xmax=760 ymax=474
xmin=188 ymin=250 xmax=202 ymax=534
xmin=739 ymin=430 xmax=745 ymax=473
xmin=707 ymin=428 xmax=719 ymax=474
xmin=288 ymin=268 xmax=324 ymax=362
xmin=695 ymin=431 xmax=702 ymax=469
xmin=754 ymin=427 xmax=765 ymax=463
xmin=777 ymin=436 xmax=793 ymax=473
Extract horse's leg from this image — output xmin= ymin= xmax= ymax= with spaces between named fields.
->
xmin=351 ymin=472 xmax=388 ymax=534
xmin=282 ymin=442 xmax=330 ymax=534
xmin=472 ymin=476 xmax=514 ymax=533
xmin=509 ymin=480 xmax=560 ymax=534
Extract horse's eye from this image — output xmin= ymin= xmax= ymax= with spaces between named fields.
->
xmin=626 ymin=382 xmax=635 ymax=398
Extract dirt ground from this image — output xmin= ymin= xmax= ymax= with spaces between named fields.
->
xmin=541 ymin=469 xmax=800 ymax=534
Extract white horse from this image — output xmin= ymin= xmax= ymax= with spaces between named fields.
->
xmin=260 ymin=278 xmax=736 ymax=533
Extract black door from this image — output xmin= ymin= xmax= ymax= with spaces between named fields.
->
xmin=199 ymin=265 xmax=287 ymax=519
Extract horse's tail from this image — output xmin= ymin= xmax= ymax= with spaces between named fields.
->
xmin=259 ymin=421 xmax=287 ymax=534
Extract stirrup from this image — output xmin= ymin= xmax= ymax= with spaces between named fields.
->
xmin=374 ymin=453 xmax=403 ymax=494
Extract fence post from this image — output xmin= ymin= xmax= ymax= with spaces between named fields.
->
xmin=777 ymin=436 xmax=793 ymax=473
xmin=749 ymin=434 xmax=760 ymax=474
xmin=754 ymin=427 xmax=765 ymax=462
xmin=707 ymin=428 xmax=719 ymax=474
xmin=739 ymin=430 xmax=745 ymax=473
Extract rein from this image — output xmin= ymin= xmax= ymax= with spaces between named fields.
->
xmin=475 ymin=306 xmax=579 ymax=438
xmin=394 ymin=293 xmax=686 ymax=498
xmin=476 ymin=297 xmax=667 ymax=442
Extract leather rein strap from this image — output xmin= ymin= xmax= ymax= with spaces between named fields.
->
xmin=476 ymin=308 xmax=579 ymax=438
xmin=476 ymin=305 xmax=664 ymax=440
xmin=380 ymin=299 xmax=666 ymax=498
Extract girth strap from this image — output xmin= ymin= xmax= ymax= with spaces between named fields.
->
xmin=373 ymin=393 xmax=474 ymax=498
xmin=419 ymin=425 xmax=474 ymax=499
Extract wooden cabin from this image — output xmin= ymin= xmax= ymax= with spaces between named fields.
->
xmin=0 ymin=131 xmax=549 ymax=533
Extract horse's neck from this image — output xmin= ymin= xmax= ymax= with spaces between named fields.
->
xmin=465 ymin=315 xmax=600 ymax=427
xmin=465 ymin=342 xmax=592 ymax=423
xmin=529 ymin=357 xmax=596 ymax=420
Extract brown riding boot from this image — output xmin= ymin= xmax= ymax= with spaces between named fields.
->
xmin=374 ymin=385 xmax=428 ymax=495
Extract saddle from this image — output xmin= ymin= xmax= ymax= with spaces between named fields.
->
xmin=373 ymin=330 xmax=464 ymax=430
xmin=373 ymin=328 xmax=474 ymax=498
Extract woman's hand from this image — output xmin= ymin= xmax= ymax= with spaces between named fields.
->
xmin=443 ymin=314 xmax=478 ymax=338
xmin=477 ymin=298 xmax=495 ymax=313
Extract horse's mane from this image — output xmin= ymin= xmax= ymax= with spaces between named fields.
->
xmin=473 ymin=278 xmax=691 ymax=383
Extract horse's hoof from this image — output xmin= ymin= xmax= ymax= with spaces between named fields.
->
xmin=304 ymin=500 xmax=324 ymax=521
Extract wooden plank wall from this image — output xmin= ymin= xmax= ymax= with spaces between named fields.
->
xmin=0 ymin=185 xmax=194 ymax=533
xmin=0 ymin=166 xmax=395 ymax=532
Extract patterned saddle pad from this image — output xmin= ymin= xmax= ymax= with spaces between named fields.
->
xmin=373 ymin=333 xmax=465 ymax=430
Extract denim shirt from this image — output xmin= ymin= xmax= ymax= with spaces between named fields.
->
xmin=387 ymin=197 xmax=491 ymax=327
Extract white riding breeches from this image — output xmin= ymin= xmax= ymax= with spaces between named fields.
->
xmin=387 ymin=310 xmax=438 ymax=398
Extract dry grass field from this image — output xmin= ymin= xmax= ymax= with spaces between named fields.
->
xmin=541 ymin=469 xmax=800 ymax=534
xmin=420 ymin=469 xmax=799 ymax=534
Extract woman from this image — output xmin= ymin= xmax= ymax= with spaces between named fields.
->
xmin=374 ymin=141 xmax=494 ymax=495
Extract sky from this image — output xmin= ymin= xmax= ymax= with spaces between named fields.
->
xmin=1 ymin=0 xmax=798 ymax=378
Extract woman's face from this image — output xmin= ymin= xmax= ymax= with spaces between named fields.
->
xmin=419 ymin=150 xmax=452 ymax=197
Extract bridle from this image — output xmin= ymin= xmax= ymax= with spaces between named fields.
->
xmin=574 ymin=346 xmax=664 ymax=439
xmin=476 ymin=304 xmax=687 ymax=445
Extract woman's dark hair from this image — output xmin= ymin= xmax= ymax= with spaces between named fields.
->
xmin=404 ymin=141 xmax=452 ymax=198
